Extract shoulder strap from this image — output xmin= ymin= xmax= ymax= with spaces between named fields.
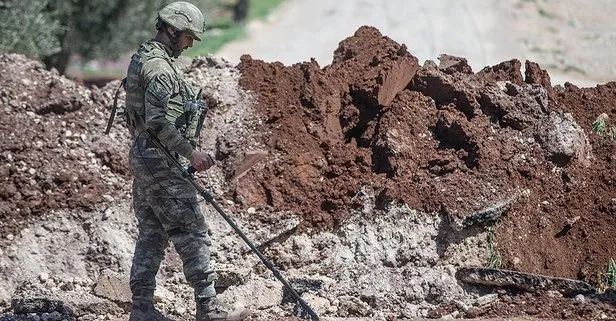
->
xmin=144 ymin=44 xmax=192 ymax=101
xmin=104 ymin=78 xmax=127 ymax=135
xmin=142 ymin=44 xmax=190 ymax=102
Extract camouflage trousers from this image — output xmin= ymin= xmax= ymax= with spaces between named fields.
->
xmin=128 ymin=137 xmax=217 ymax=302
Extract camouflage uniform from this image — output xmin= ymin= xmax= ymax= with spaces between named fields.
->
xmin=125 ymin=39 xmax=216 ymax=302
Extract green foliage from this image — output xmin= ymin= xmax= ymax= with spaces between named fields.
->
xmin=247 ymin=0 xmax=284 ymax=20
xmin=0 ymin=0 xmax=63 ymax=59
xmin=486 ymin=227 xmax=502 ymax=269
xmin=591 ymin=113 xmax=616 ymax=142
xmin=186 ymin=0 xmax=284 ymax=57
xmin=0 ymin=0 xmax=283 ymax=74
xmin=592 ymin=113 xmax=612 ymax=137
xmin=598 ymin=258 xmax=616 ymax=291
xmin=185 ymin=25 xmax=244 ymax=57
xmin=593 ymin=117 xmax=606 ymax=134
xmin=608 ymin=259 xmax=616 ymax=289
xmin=50 ymin=0 xmax=173 ymax=60
xmin=0 ymin=0 xmax=178 ymax=73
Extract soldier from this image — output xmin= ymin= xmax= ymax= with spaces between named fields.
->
xmin=123 ymin=2 xmax=250 ymax=320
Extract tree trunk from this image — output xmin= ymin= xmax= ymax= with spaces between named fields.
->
xmin=43 ymin=49 xmax=71 ymax=75
xmin=233 ymin=0 xmax=250 ymax=25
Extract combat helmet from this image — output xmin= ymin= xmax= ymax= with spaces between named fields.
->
xmin=157 ymin=1 xmax=206 ymax=40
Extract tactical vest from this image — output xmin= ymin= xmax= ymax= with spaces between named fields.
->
xmin=105 ymin=40 xmax=205 ymax=147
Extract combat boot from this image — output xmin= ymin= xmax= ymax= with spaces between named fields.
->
xmin=129 ymin=299 xmax=175 ymax=321
xmin=195 ymin=297 xmax=250 ymax=321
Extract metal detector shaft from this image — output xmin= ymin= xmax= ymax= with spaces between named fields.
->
xmin=144 ymin=129 xmax=320 ymax=321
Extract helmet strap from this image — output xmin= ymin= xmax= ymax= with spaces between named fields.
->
xmin=163 ymin=26 xmax=183 ymax=58
xmin=164 ymin=26 xmax=180 ymax=45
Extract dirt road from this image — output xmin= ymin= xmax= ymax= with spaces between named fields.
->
xmin=217 ymin=0 xmax=616 ymax=86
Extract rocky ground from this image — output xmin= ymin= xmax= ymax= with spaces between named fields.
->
xmin=1 ymin=24 xmax=616 ymax=321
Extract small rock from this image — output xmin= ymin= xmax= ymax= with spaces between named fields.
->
xmin=60 ymin=282 xmax=75 ymax=291
xmin=34 ymin=227 xmax=48 ymax=237
xmin=225 ymin=200 xmax=235 ymax=205
xmin=93 ymin=269 xmax=132 ymax=304
xmin=154 ymin=286 xmax=176 ymax=304
xmin=574 ymin=294 xmax=585 ymax=302
xmin=174 ymin=306 xmax=187 ymax=315
xmin=79 ymin=277 xmax=94 ymax=286
xmin=302 ymin=293 xmax=330 ymax=316
xmin=453 ymin=300 xmax=470 ymax=311
xmin=205 ymin=56 xmax=232 ymax=68
xmin=545 ymin=290 xmax=562 ymax=298
xmin=215 ymin=268 xmax=251 ymax=288
xmin=7 ymin=234 xmax=14 ymax=241
xmin=247 ymin=207 xmax=257 ymax=214
xmin=39 ymin=272 xmax=49 ymax=283
xmin=475 ymin=293 xmax=499 ymax=306
xmin=536 ymin=112 xmax=591 ymax=167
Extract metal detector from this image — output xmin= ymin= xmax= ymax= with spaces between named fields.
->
xmin=144 ymin=128 xmax=320 ymax=321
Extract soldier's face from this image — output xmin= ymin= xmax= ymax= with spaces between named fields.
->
xmin=179 ymin=32 xmax=195 ymax=52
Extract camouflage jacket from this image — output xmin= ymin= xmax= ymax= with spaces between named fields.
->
xmin=124 ymin=39 xmax=202 ymax=159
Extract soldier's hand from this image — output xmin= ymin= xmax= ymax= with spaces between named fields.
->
xmin=190 ymin=150 xmax=215 ymax=172
xmin=184 ymin=99 xmax=205 ymax=113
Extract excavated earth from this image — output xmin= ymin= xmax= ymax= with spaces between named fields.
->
xmin=1 ymin=26 xmax=616 ymax=320
xmin=232 ymin=26 xmax=616 ymax=284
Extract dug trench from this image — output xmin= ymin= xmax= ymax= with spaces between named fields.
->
xmin=0 ymin=25 xmax=616 ymax=320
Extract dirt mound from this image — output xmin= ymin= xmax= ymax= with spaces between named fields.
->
xmin=0 ymin=54 xmax=130 ymax=244
xmin=228 ymin=26 xmax=616 ymax=285
xmin=2 ymin=25 xmax=616 ymax=320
